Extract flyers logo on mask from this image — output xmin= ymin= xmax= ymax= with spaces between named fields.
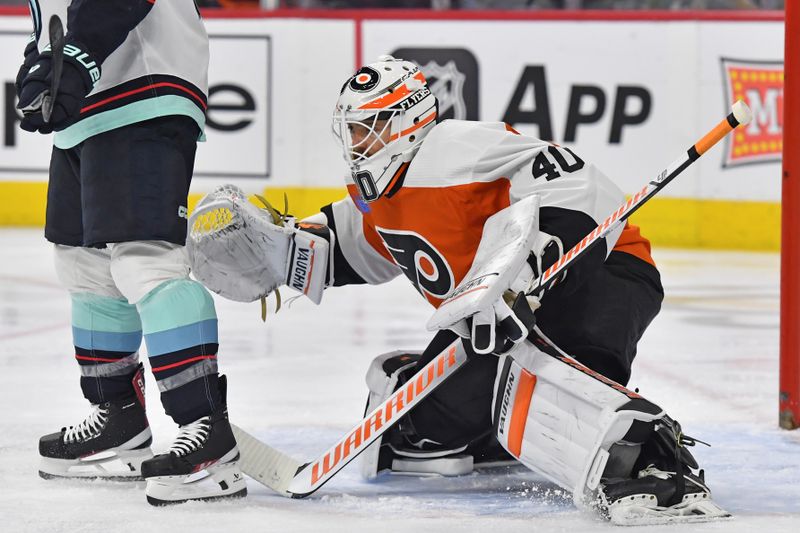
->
xmin=721 ymin=58 xmax=783 ymax=167
xmin=348 ymin=66 xmax=381 ymax=93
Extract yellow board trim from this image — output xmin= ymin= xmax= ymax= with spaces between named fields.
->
xmin=0 ymin=181 xmax=780 ymax=251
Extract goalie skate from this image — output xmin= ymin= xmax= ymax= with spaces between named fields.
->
xmin=599 ymin=466 xmax=732 ymax=526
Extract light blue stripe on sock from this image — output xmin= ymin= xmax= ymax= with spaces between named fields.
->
xmin=144 ymin=319 xmax=219 ymax=357
xmin=72 ymin=293 xmax=142 ymax=333
xmin=138 ymin=279 xmax=217 ymax=334
xmin=73 ymin=327 xmax=143 ymax=352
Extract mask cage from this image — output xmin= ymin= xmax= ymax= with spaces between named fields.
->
xmin=332 ymin=108 xmax=399 ymax=168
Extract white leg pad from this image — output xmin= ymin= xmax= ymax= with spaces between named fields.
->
xmin=360 ymin=350 xmax=421 ymax=480
xmin=109 ymin=241 xmax=191 ymax=304
xmin=492 ymin=342 xmax=664 ymax=508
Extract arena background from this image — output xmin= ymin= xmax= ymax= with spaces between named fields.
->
xmin=0 ymin=6 xmax=784 ymax=251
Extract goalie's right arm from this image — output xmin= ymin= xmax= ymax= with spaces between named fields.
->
xmin=186 ymin=185 xmax=333 ymax=304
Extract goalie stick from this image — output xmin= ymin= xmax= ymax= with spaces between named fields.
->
xmin=42 ymin=15 xmax=64 ymax=124
xmin=233 ymin=100 xmax=753 ymax=499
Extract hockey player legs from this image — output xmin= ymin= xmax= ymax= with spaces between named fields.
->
xmin=16 ymin=0 xmax=246 ymax=506
xmin=37 ymin=118 xmax=244 ymax=503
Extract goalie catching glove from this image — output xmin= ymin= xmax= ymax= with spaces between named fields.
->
xmin=187 ymin=185 xmax=333 ymax=304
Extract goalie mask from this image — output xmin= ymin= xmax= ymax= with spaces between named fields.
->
xmin=332 ymin=55 xmax=438 ymax=203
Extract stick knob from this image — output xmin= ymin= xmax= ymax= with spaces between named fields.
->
xmin=732 ymin=100 xmax=752 ymax=126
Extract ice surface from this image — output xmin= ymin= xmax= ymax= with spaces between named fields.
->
xmin=1 ymin=229 xmax=798 ymax=532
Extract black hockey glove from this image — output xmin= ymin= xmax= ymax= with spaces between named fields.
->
xmin=526 ymin=237 xmax=566 ymax=293
xmin=15 ymin=36 xmax=40 ymax=99
xmin=509 ymin=233 xmax=566 ymax=298
xmin=17 ymin=41 xmax=100 ymax=134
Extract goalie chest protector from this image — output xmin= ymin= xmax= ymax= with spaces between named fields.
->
xmin=345 ymin=119 xmax=650 ymax=307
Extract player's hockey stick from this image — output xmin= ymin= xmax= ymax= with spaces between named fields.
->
xmin=41 ymin=14 xmax=64 ymax=124
xmin=529 ymin=100 xmax=753 ymax=295
xmin=233 ymin=338 xmax=468 ymax=497
xmin=233 ymin=100 xmax=752 ymax=499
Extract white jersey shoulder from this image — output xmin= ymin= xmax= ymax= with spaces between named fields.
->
xmin=409 ymin=119 xmax=626 ymax=253
xmin=405 ymin=120 xmax=551 ymax=188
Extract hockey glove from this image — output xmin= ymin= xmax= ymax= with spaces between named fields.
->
xmin=509 ymin=231 xmax=565 ymax=296
xmin=17 ymin=40 xmax=100 ymax=133
xmin=468 ymin=291 xmax=538 ymax=355
xmin=15 ymin=35 xmax=39 ymax=100
xmin=454 ymin=232 xmax=563 ymax=356
xmin=187 ymin=185 xmax=333 ymax=304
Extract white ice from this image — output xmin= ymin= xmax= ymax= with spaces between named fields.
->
xmin=1 ymin=228 xmax=798 ymax=532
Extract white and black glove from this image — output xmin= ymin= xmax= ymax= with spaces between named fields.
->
xmin=466 ymin=231 xmax=564 ymax=355
xmin=510 ymin=232 xmax=565 ymax=296
xmin=187 ymin=185 xmax=333 ymax=304
xmin=17 ymin=40 xmax=100 ymax=133
xmin=427 ymin=195 xmax=563 ymax=356
xmin=466 ymin=291 xmax=538 ymax=355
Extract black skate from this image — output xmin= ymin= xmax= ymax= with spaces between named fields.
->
xmin=597 ymin=417 xmax=731 ymax=525
xmin=39 ymin=366 xmax=153 ymax=480
xmin=142 ymin=376 xmax=246 ymax=505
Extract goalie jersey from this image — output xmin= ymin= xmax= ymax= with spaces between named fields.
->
xmin=314 ymin=120 xmax=656 ymax=308
xmin=26 ymin=0 xmax=207 ymax=149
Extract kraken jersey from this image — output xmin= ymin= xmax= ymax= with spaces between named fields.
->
xmin=314 ymin=120 xmax=655 ymax=308
xmin=27 ymin=0 xmax=207 ymax=148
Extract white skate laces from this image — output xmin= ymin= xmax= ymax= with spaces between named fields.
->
xmin=63 ymin=404 xmax=109 ymax=444
xmin=168 ymin=417 xmax=211 ymax=457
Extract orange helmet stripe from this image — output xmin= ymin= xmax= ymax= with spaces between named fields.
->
xmin=358 ymin=72 xmax=426 ymax=110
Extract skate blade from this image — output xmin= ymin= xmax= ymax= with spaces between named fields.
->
xmin=391 ymin=455 xmax=474 ymax=477
xmin=145 ymin=460 xmax=247 ymax=506
xmin=146 ymin=487 xmax=247 ymax=506
xmin=608 ymin=495 xmax=733 ymax=526
xmin=39 ymin=447 xmax=153 ymax=481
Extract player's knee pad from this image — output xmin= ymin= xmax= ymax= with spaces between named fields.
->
xmin=53 ymin=244 xmax=123 ymax=298
xmin=359 ymin=350 xmax=474 ymax=479
xmin=492 ymin=344 xmax=666 ymax=508
xmin=109 ymin=241 xmax=191 ymax=304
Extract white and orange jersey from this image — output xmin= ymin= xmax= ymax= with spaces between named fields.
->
xmin=313 ymin=119 xmax=655 ymax=308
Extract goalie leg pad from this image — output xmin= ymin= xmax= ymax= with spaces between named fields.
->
xmin=359 ymin=350 xmax=475 ymax=479
xmin=491 ymin=344 xmax=664 ymax=505
xmin=492 ymin=344 xmax=729 ymax=524
xmin=360 ymin=350 xmax=421 ymax=480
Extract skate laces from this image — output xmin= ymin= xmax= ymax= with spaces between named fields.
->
xmin=656 ymin=417 xmax=709 ymax=504
xmin=169 ymin=417 xmax=211 ymax=457
xmin=63 ymin=404 xmax=109 ymax=444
